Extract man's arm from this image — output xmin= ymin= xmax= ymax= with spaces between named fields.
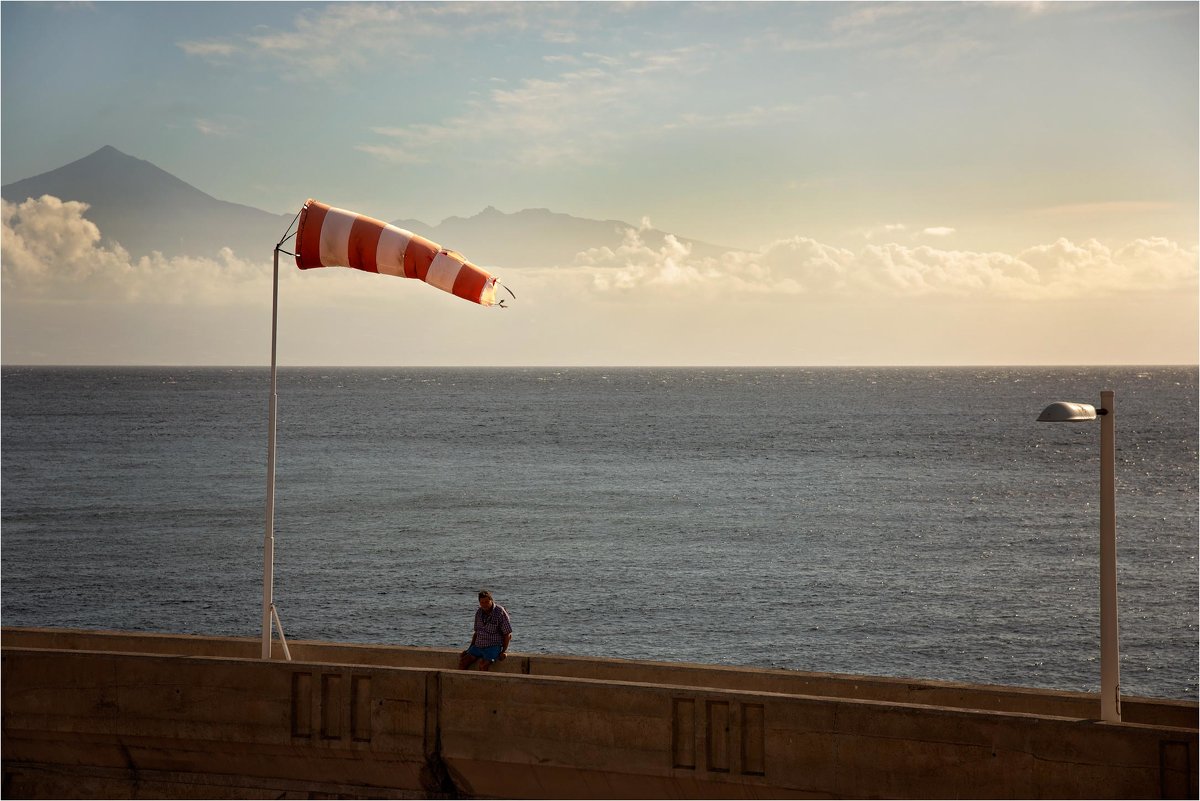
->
xmin=498 ymin=631 xmax=512 ymax=660
xmin=497 ymin=606 xmax=514 ymax=660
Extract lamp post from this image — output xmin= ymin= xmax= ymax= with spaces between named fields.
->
xmin=1037 ymin=389 xmax=1120 ymax=723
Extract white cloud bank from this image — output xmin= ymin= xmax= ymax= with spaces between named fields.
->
xmin=2 ymin=196 xmax=266 ymax=305
xmin=1 ymin=195 xmax=431 ymax=307
xmin=577 ymin=222 xmax=1198 ymax=302
xmin=2 ymin=196 xmax=1196 ymax=366
xmin=5 ymin=196 xmax=1196 ymax=307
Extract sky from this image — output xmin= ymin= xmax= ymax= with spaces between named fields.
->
xmin=1 ymin=1 xmax=1197 ymax=366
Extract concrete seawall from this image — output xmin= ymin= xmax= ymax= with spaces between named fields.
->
xmin=3 ymin=627 xmax=1196 ymax=798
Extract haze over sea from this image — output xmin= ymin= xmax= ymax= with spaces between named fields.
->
xmin=2 ymin=366 xmax=1196 ymax=699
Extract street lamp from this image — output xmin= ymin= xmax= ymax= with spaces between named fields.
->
xmin=1037 ymin=389 xmax=1121 ymax=723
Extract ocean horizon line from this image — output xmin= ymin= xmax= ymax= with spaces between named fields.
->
xmin=4 ymin=363 xmax=1198 ymax=370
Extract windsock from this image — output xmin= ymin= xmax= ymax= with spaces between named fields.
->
xmin=294 ymin=199 xmax=503 ymax=307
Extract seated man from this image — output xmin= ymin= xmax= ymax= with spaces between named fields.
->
xmin=458 ymin=589 xmax=513 ymax=670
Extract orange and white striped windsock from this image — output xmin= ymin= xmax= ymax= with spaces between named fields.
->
xmin=294 ymin=199 xmax=503 ymax=307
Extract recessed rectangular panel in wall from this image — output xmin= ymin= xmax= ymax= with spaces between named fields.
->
xmin=741 ymin=703 xmax=765 ymax=776
xmin=351 ymin=675 xmax=372 ymax=743
xmin=321 ymin=673 xmax=343 ymax=740
xmin=707 ymin=700 xmax=730 ymax=773
xmin=291 ymin=672 xmax=313 ymax=739
xmin=672 ymin=698 xmax=696 ymax=769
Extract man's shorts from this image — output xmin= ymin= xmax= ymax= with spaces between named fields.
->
xmin=467 ymin=644 xmax=502 ymax=662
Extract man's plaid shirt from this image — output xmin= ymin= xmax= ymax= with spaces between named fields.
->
xmin=473 ymin=604 xmax=513 ymax=648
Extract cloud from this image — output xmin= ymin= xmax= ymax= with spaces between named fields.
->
xmin=3 ymin=197 xmax=1195 ymax=366
xmin=2 ymin=196 xmax=267 ymax=304
xmin=177 ymin=5 xmax=817 ymax=169
xmin=542 ymin=30 xmax=580 ymax=45
xmin=6 ymin=195 xmax=1195 ymax=318
xmin=1016 ymin=237 xmax=1199 ymax=294
xmin=359 ymin=48 xmax=709 ymax=168
xmin=830 ymin=3 xmax=919 ymax=34
xmin=1 ymin=196 xmax=108 ymax=283
xmin=195 ymin=118 xmax=234 ymax=138
xmin=354 ymin=144 xmax=426 ymax=166
xmin=177 ymin=3 xmax=591 ymax=76
xmin=180 ymin=5 xmax=417 ymax=72
xmin=759 ymin=2 xmax=1101 ymax=71
xmin=765 ymin=3 xmax=970 ymax=63
xmin=177 ymin=40 xmax=236 ymax=59
xmin=862 ymin=224 xmax=957 ymax=242
xmin=576 ymin=225 xmax=1198 ymax=301
xmin=178 ymin=5 xmax=430 ymax=74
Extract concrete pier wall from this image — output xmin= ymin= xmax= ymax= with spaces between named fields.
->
xmin=2 ymin=627 xmax=1196 ymax=799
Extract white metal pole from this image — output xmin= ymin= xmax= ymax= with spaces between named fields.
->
xmin=1099 ymin=389 xmax=1121 ymax=722
xmin=271 ymin=605 xmax=292 ymax=661
xmin=262 ymin=247 xmax=281 ymax=660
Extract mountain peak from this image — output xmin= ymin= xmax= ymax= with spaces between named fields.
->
xmin=1 ymin=146 xmax=292 ymax=260
xmin=75 ymin=145 xmax=142 ymax=169
xmin=6 ymin=144 xmax=189 ymax=196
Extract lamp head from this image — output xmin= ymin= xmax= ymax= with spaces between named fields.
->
xmin=1037 ymin=401 xmax=1098 ymax=423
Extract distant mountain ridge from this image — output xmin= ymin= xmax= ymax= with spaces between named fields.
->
xmin=396 ymin=205 xmax=735 ymax=270
xmin=1 ymin=146 xmax=736 ymax=267
xmin=2 ymin=146 xmax=294 ymax=261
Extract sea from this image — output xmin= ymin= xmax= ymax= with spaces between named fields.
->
xmin=2 ymin=366 xmax=1196 ymax=700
